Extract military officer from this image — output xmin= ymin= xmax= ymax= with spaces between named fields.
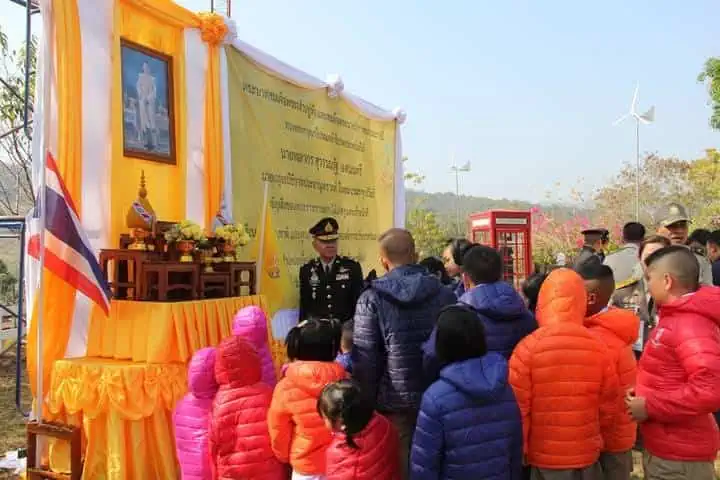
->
xmin=573 ymin=227 xmax=609 ymax=271
xmin=298 ymin=217 xmax=364 ymax=323
xmin=656 ymin=202 xmax=713 ymax=285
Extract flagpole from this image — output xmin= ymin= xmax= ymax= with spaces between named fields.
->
xmin=34 ymin=1 xmax=54 ymax=431
xmin=255 ymin=181 xmax=270 ymax=294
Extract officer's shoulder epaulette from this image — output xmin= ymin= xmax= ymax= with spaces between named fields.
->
xmin=615 ymin=276 xmax=641 ymax=290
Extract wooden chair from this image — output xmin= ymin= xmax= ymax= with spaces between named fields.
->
xmin=142 ymin=262 xmax=200 ymax=301
xmin=99 ymin=249 xmax=160 ymax=300
xmin=26 ymin=422 xmax=82 ymax=480
xmin=216 ymin=262 xmax=256 ymax=296
xmin=199 ymin=271 xmax=231 ymax=299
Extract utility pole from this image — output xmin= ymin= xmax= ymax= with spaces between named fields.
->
xmin=450 ymin=161 xmax=471 ymax=236
xmin=210 ymin=0 xmax=231 ymax=16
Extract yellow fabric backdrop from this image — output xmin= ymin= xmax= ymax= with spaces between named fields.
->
xmin=226 ymin=48 xmax=397 ymax=309
xmin=110 ymin=0 xmax=190 ymax=246
xmin=27 ymin=0 xmax=83 ymax=400
xmin=86 ymin=296 xmax=267 ymax=362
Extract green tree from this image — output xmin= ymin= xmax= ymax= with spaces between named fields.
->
xmin=403 ymin=157 xmax=448 ymax=257
xmin=0 ymin=259 xmax=17 ymax=306
xmin=688 ymin=148 xmax=720 ymax=228
xmin=406 ymin=207 xmax=448 ymax=258
xmin=0 ymin=24 xmax=36 ymax=215
xmin=698 ymin=57 xmax=720 ymax=130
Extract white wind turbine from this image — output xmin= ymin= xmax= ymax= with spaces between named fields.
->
xmin=613 ymin=83 xmax=655 ymax=221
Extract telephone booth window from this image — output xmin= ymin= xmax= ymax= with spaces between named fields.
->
xmin=473 ymin=229 xmax=490 ymax=245
xmin=468 ymin=210 xmax=532 ymax=291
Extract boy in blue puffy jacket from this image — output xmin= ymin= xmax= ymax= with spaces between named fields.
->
xmin=410 ymin=304 xmax=524 ymax=480
xmin=424 ymin=245 xmax=536 ymax=381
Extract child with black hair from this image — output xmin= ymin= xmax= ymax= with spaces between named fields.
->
xmin=419 ymin=257 xmax=452 ymax=286
xmin=268 ymin=318 xmax=348 ymax=480
xmin=411 ymin=304 xmax=523 ymax=480
xmin=627 ymin=246 xmax=720 ymax=479
xmin=578 ymin=262 xmax=638 ymax=480
xmin=335 ymin=320 xmax=353 ymax=373
xmin=521 ymin=271 xmax=548 ymax=314
xmin=318 ymin=380 xmax=400 ymax=480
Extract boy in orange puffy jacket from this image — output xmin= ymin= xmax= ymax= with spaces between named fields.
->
xmin=509 ymin=268 xmax=621 ymax=479
xmin=579 ymin=262 xmax=638 ymax=480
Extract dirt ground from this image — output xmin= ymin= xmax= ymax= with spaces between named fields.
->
xmin=0 ymin=345 xmax=30 ymax=480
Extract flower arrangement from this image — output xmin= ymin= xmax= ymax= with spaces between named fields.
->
xmin=215 ymin=223 xmax=250 ymax=247
xmin=164 ymin=220 xmax=206 ymax=244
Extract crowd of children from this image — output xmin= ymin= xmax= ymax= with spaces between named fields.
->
xmin=171 ymin=229 xmax=720 ymax=480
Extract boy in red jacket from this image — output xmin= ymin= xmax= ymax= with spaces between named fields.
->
xmin=626 ymin=245 xmax=720 ymax=480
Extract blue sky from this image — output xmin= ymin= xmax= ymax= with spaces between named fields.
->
xmin=2 ymin=0 xmax=718 ymax=202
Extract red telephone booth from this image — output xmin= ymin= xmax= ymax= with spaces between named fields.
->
xmin=468 ymin=210 xmax=532 ymax=289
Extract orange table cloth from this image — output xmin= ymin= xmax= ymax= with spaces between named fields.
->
xmin=86 ymin=296 xmax=267 ymax=363
xmin=47 ymin=357 xmax=188 ymax=479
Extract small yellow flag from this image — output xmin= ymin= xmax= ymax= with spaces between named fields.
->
xmin=250 ymin=203 xmax=298 ymax=370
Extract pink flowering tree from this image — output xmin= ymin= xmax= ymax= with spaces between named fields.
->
xmin=531 ymin=207 xmax=622 ymax=269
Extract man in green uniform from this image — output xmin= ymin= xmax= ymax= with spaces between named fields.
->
xmin=656 ymin=203 xmax=713 ymax=286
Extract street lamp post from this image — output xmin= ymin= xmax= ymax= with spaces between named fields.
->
xmin=451 ymin=162 xmax=471 ymax=236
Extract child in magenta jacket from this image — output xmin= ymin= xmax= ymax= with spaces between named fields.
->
xmin=173 ymin=347 xmax=218 ymax=480
xmin=232 ymin=305 xmax=277 ymax=386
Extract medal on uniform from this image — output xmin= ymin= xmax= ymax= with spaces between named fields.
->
xmin=310 ymin=270 xmax=319 ymax=299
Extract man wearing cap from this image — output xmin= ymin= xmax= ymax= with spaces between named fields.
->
xmin=657 ymin=203 xmax=713 ymax=286
xmin=298 ymin=217 xmax=364 ymax=323
xmin=573 ymin=228 xmax=609 ymax=271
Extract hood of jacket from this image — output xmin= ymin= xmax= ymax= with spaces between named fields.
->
xmin=372 ymin=264 xmax=445 ymax=305
xmin=661 ymin=286 xmax=720 ymax=327
xmin=440 ymin=353 xmax=509 ymax=401
xmin=461 ymin=281 xmax=528 ymax=320
xmin=536 ymin=268 xmax=587 ymax=327
xmin=584 ymin=307 xmax=639 ymax=346
xmin=232 ymin=305 xmax=269 ymax=347
xmin=187 ymin=347 xmax=218 ymax=399
xmin=284 ymin=361 xmax=346 ymax=397
xmin=215 ymin=336 xmax=261 ymax=386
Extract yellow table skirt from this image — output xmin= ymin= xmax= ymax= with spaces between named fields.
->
xmin=86 ymin=295 xmax=267 ymax=363
xmin=47 ymin=357 xmax=188 ymax=480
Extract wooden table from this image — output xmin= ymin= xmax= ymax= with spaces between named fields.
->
xmin=142 ymin=262 xmax=200 ymax=301
xmin=99 ymin=249 xmax=161 ymax=300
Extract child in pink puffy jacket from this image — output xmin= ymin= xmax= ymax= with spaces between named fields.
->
xmin=173 ymin=347 xmax=218 ymax=480
xmin=232 ymin=305 xmax=277 ymax=386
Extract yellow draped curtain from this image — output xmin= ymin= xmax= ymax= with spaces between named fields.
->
xmin=28 ymin=0 xmax=83 ymax=401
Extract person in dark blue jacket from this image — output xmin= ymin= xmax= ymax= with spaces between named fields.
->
xmin=410 ymin=304 xmax=523 ymax=480
xmin=353 ymin=228 xmax=457 ymax=480
xmin=424 ymin=245 xmax=537 ymax=380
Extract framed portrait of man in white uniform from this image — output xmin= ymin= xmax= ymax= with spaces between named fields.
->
xmin=120 ymin=39 xmax=176 ymax=164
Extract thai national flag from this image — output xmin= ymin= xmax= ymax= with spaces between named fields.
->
xmin=27 ymin=152 xmax=111 ymax=314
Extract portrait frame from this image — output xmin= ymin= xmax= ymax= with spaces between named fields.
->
xmin=120 ymin=39 xmax=176 ymax=165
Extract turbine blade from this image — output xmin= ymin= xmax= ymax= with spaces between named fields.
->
xmin=461 ymin=161 xmax=471 ymax=171
xmin=613 ymin=113 xmax=630 ymax=126
xmin=630 ymin=82 xmax=639 ymax=114
xmin=640 ymin=106 xmax=655 ymax=124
